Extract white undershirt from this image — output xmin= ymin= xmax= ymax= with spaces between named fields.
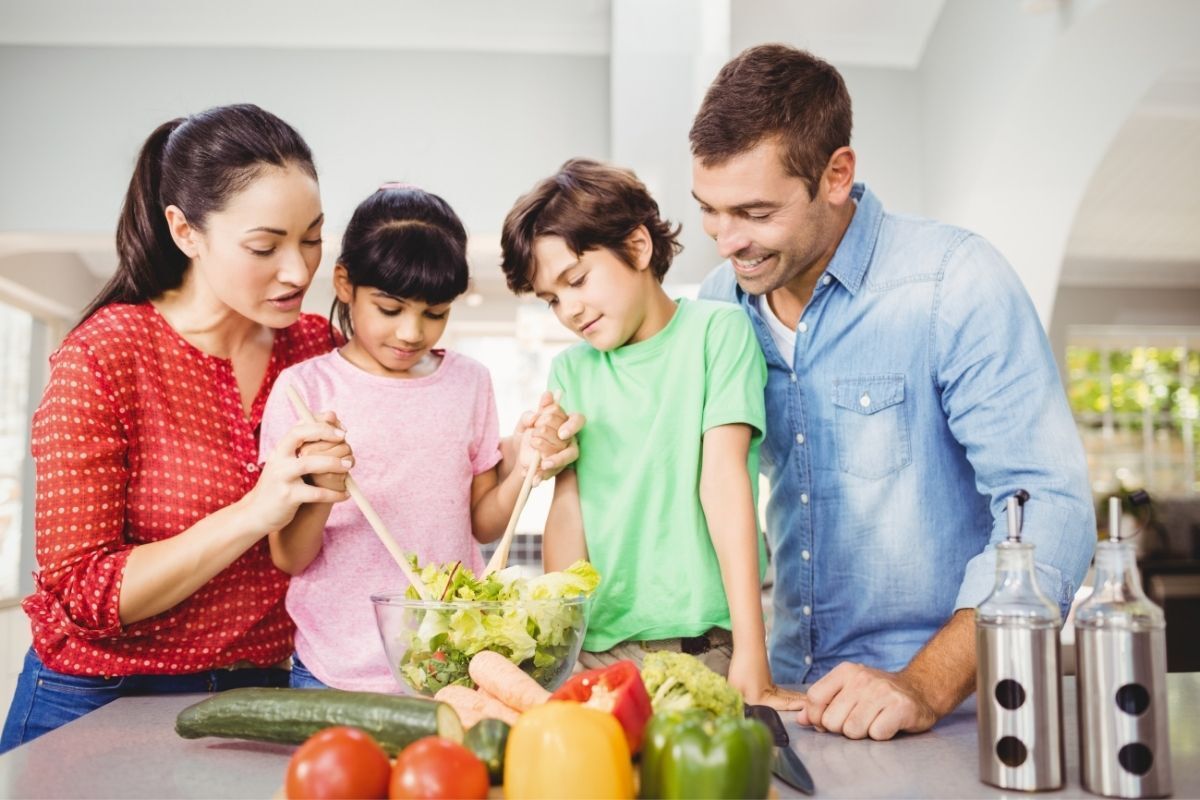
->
xmin=755 ymin=293 xmax=796 ymax=370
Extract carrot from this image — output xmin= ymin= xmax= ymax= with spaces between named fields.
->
xmin=435 ymin=685 xmax=485 ymax=728
xmin=468 ymin=650 xmax=550 ymax=711
xmin=475 ymin=687 xmax=522 ymax=725
xmin=436 ymin=684 xmax=519 ymax=726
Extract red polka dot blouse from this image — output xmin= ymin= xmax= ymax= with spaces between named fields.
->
xmin=21 ymin=304 xmax=337 ymax=676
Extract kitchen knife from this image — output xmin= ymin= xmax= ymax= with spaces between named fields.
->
xmin=745 ymin=704 xmax=816 ymax=795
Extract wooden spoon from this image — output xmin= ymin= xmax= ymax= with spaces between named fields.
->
xmin=483 ymin=390 xmax=563 ymax=577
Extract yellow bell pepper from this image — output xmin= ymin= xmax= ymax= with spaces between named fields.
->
xmin=504 ymin=700 xmax=634 ymax=800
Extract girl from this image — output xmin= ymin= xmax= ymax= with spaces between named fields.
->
xmin=259 ymin=184 xmax=576 ymax=692
xmin=2 ymin=104 xmax=351 ymax=751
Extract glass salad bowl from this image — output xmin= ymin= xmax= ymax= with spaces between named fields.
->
xmin=372 ymin=593 xmax=590 ymax=697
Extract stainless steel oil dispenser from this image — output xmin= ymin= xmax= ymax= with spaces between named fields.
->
xmin=1076 ymin=496 xmax=1172 ymax=798
xmin=976 ymin=490 xmax=1065 ymax=791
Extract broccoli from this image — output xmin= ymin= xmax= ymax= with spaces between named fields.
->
xmin=640 ymin=651 xmax=744 ymax=717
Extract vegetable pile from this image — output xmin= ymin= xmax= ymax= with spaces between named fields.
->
xmin=397 ymin=559 xmax=600 ymax=695
xmin=640 ymin=650 xmax=745 ymax=717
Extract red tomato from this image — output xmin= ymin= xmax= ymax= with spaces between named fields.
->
xmin=389 ymin=737 xmax=489 ymax=800
xmin=286 ymin=726 xmax=391 ymax=800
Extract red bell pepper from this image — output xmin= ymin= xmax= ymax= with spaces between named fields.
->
xmin=550 ymin=660 xmax=653 ymax=754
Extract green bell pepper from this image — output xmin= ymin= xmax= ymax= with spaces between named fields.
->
xmin=639 ymin=710 xmax=774 ymax=800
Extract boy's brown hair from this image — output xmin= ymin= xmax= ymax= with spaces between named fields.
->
xmin=500 ymin=158 xmax=682 ymax=294
xmin=689 ymin=44 xmax=852 ymax=198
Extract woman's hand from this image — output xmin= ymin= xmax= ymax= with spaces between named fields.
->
xmin=297 ymin=411 xmax=353 ymax=492
xmin=241 ymin=416 xmax=352 ymax=534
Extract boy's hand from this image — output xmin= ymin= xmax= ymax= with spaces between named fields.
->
xmin=728 ymin=648 xmax=807 ymax=712
xmin=297 ymin=411 xmax=353 ymax=493
xmin=515 ymin=391 xmax=586 ymax=485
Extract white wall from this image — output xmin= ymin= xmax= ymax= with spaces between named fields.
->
xmin=0 ymin=45 xmax=609 ymax=270
xmin=839 ymin=66 xmax=923 ymax=216
xmin=919 ymin=0 xmax=1200 ymax=323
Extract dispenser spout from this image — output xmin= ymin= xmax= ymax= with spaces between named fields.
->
xmin=1006 ymin=489 xmax=1030 ymax=543
xmin=1108 ymin=496 xmax=1121 ymax=542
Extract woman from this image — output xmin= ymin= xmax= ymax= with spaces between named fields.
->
xmin=0 ymin=104 xmax=352 ymax=750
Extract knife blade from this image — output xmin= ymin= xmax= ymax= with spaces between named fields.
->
xmin=745 ymin=704 xmax=816 ymax=795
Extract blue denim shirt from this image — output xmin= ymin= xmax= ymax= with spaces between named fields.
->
xmin=700 ymin=183 xmax=1095 ymax=683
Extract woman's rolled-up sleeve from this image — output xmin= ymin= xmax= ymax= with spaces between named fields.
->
xmin=22 ymin=341 xmax=132 ymax=641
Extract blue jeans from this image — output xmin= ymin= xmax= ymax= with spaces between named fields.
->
xmin=289 ymin=655 xmax=328 ymax=689
xmin=0 ymin=648 xmax=289 ymax=754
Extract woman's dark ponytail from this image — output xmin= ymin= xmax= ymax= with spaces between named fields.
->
xmin=80 ymin=119 xmax=185 ymax=324
xmin=78 ymin=104 xmax=316 ymax=327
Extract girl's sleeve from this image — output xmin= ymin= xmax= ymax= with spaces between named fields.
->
xmin=469 ymin=370 xmax=503 ymax=476
xmin=22 ymin=342 xmax=133 ymax=640
xmin=258 ymin=368 xmax=299 ymax=464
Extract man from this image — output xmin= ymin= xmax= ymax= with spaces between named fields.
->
xmin=691 ymin=44 xmax=1095 ymax=741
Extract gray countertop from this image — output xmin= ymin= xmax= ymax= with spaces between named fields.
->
xmin=1 ymin=674 xmax=1196 ymax=798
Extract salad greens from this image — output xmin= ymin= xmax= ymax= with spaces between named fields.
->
xmin=397 ymin=559 xmax=600 ymax=695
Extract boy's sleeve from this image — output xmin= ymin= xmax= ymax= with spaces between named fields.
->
xmin=546 ymin=351 xmax=575 ymax=414
xmin=469 ymin=371 xmax=503 ymax=476
xmin=701 ymin=308 xmax=768 ymax=437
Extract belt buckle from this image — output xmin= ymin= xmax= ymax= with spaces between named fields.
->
xmin=680 ymin=635 xmax=711 ymax=656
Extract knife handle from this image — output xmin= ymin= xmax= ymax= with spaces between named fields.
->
xmin=745 ymin=703 xmax=790 ymax=746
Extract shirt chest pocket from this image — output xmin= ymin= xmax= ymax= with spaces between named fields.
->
xmin=832 ymin=375 xmax=912 ymax=480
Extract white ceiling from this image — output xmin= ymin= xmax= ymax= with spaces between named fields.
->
xmin=0 ymin=0 xmax=944 ymax=68
xmin=0 ymin=0 xmax=611 ymax=55
xmin=1061 ymin=66 xmax=1200 ymax=286
xmin=4 ymin=0 xmax=1198 ymax=295
xmin=731 ymin=0 xmax=945 ymax=69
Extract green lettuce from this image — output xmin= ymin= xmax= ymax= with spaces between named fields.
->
xmin=395 ymin=559 xmax=599 ymax=695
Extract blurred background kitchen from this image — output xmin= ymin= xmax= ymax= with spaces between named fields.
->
xmin=1 ymin=0 xmax=1197 ymax=719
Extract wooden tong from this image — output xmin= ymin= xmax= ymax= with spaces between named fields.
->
xmin=284 ymin=385 xmax=432 ymax=600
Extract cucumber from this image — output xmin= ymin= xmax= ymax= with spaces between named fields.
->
xmin=175 ymin=687 xmax=462 ymax=755
xmin=463 ymin=718 xmax=510 ymax=784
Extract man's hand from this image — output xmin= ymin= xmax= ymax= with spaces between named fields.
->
xmin=796 ymin=662 xmax=937 ymax=740
xmin=797 ymin=609 xmax=977 ymax=740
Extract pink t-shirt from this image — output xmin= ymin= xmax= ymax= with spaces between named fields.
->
xmin=259 ymin=348 xmax=502 ymax=692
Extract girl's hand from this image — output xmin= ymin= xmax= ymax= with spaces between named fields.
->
xmin=297 ymin=411 xmax=353 ymax=492
xmin=516 ymin=391 xmax=586 ymax=485
xmin=241 ymin=417 xmax=351 ymax=534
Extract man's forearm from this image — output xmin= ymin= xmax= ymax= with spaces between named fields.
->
xmin=899 ymin=608 xmax=977 ymax=717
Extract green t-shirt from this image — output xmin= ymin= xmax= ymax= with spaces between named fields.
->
xmin=548 ymin=298 xmax=768 ymax=652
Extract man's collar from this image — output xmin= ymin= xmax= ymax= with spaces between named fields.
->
xmin=823 ymin=183 xmax=880 ymax=296
xmin=734 ymin=182 xmax=881 ymax=306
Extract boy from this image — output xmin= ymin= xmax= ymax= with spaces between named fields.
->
xmin=500 ymin=159 xmax=801 ymax=710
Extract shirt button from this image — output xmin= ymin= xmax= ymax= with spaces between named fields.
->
xmin=245 ymin=462 xmax=258 ymax=473
xmin=859 ymin=393 xmax=871 ymax=408
xmin=803 ymin=605 xmax=812 ymax=616
xmin=797 ymin=321 xmax=809 ymax=333
xmin=795 ymin=433 xmax=805 ymax=445
xmin=804 ymin=655 xmax=813 ymax=665
xmin=790 ymin=372 xmax=797 ymax=383
xmin=800 ymin=493 xmax=809 ymax=504
xmin=801 ymin=549 xmax=811 ymax=561
xmin=822 ymin=275 xmax=832 ymax=286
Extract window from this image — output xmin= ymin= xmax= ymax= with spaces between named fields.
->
xmin=443 ymin=305 xmax=576 ymax=537
xmin=1066 ymin=326 xmax=1200 ymax=498
xmin=0 ymin=302 xmax=33 ymax=600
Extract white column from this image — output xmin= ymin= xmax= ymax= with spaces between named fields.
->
xmin=610 ymin=0 xmax=731 ymax=286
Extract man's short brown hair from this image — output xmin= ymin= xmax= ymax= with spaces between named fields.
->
xmin=689 ymin=44 xmax=852 ymax=197
xmin=500 ymin=158 xmax=682 ymax=294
